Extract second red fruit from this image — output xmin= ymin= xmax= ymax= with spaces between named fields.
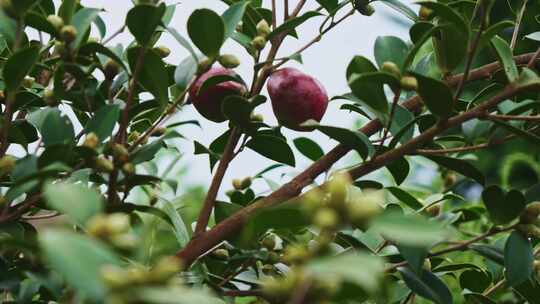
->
xmin=189 ymin=67 xmax=246 ymax=122
xmin=267 ymin=68 xmax=328 ymax=131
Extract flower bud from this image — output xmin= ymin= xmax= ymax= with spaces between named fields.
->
xmin=0 ymin=90 xmax=5 ymax=103
xmin=110 ymin=233 xmax=137 ymax=250
xmin=212 ymin=248 xmax=230 ymax=260
xmin=218 ymin=54 xmax=240 ymax=68
xmin=261 ymin=234 xmax=276 ymax=250
xmin=326 ymin=172 xmax=351 ymax=211
xmin=232 ymin=178 xmax=243 ymax=190
xmin=22 ymin=76 xmax=35 ymax=89
xmin=419 ymin=6 xmax=433 ymax=21
xmin=444 ymin=172 xmax=457 ymax=188
xmin=381 ymin=61 xmax=401 ymax=78
xmin=107 ymin=213 xmax=131 ymax=234
xmin=0 ymin=155 xmax=16 ymax=176
xmin=250 ymin=113 xmax=264 ymax=122
xmin=348 ymin=190 xmax=383 ymax=229
xmin=112 ymin=144 xmax=129 ymax=163
xmin=83 ymin=133 xmax=100 ymax=150
xmin=251 ymin=36 xmax=267 ymax=51
xmin=150 ymin=256 xmax=183 ymax=283
xmin=197 ymin=58 xmax=213 ymax=74
xmin=154 ymin=45 xmax=171 ymax=58
xmin=425 ymin=204 xmax=441 ymax=217
xmin=60 ymin=25 xmax=78 ymax=43
xmin=95 ymin=157 xmax=114 ymax=173
xmin=282 ymin=244 xmax=310 ymax=265
xmin=47 ymin=15 xmax=64 ymax=31
xmin=423 ymin=259 xmax=432 ymax=271
xmin=104 ymin=59 xmax=120 ymax=80
xmin=256 ymin=19 xmax=271 ymax=37
xmin=400 ymin=76 xmax=418 ymax=91
xmin=100 ymin=265 xmax=130 ymax=289
xmin=241 ymin=177 xmax=252 ymax=189
xmin=313 ymin=207 xmax=339 ymax=230
xmin=121 ymin=163 xmax=135 ymax=175
xmin=520 ymin=202 xmax=540 ymax=224
xmin=43 ymin=89 xmax=58 ymax=107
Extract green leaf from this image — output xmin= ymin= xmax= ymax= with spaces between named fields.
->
xmin=133 ymin=287 xmax=224 ymax=304
xmin=410 ymin=72 xmax=453 ymax=118
xmin=505 ymin=231 xmax=534 ymax=287
xmin=58 ymin=0 xmax=77 ymax=24
xmin=398 ymin=244 xmax=428 ymax=274
xmin=490 ymin=118 xmax=540 ymax=146
xmin=463 ymin=292 xmax=497 ymax=304
xmin=306 ymin=123 xmax=373 ymax=159
xmin=28 ymin=108 xmax=75 ymax=147
xmin=374 ymin=36 xmax=409 ymax=70
xmin=491 ymin=35 xmax=518 ymax=83
xmin=71 ymin=8 xmax=101 ymax=48
xmin=399 ymin=267 xmax=453 ymax=304
xmin=267 ymin=11 xmax=322 ymax=41
xmin=378 ymin=0 xmax=417 ymax=21
xmin=44 ymin=183 xmax=103 ymax=226
xmin=386 ymin=156 xmax=410 ymax=185
xmin=307 ymin=253 xmax=385 ymax=293
xmin=525 ymin=31 xmax=540 ymax=42
xmin=513 ymin=278 xmax=540 ymax=304
xmin=84 ymin=105 xmax=120 ymax=141
xmin=425 ymin=155 xmax=485 ymax=185
xmin=162 ymin=201 xmax=190 ymax=248
xmin=316 ymin=0 xmax=339 ymax=13
xmin=416 ymin=1 xmax=468 ymax=34
xmin=222 ymin=1 xmax=249 ymax=40
xmin=387 ymin=187 xmax=423 ymax=210
xmin=215 ymin=202 xmax=243 ymax=223
xmin=348 ymin=73 xmax=388 ymax=114
xmin=127 ymin=47 xmax=169 ymax=114
xmin=187 ymin=9 xmax=225 ymax=57
xmin=432 ymin=24 xmax=468 ymax=74
xmin=3 ymin=46 xmax=40 ymax=92
xmin=480 ymin=21 xmax=515 ymax=47
xmin=246 ymin=135 xmax=295 ymax=166
xmin=174 ymin=55 xmax=198 ymax=91
xmin=293 ymin=137 xmax=324 ymax=161
xmin=126 ymin=4 xmax=166 ymax=46
xmin=346 ymin=55 xmax=377 ymax=80
xmin=39 ymin=230 xmax=121 ymax=300
xmin=371 ymin=212 xmax=449 ymax=246
xmin=0 ymin=8 xmax=17 ymax=44
xmin=460 ymin=269 xmax=492 ymax=293
xmin=131 ymin=139 xmax=165 ymax=164
xmin=470 ymin=244 xmax=505 ymax=265
xmin=481 ymin=185 xmax=526 ymax=225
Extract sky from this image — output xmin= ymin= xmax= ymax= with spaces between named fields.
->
xmin=29 ymin=0 xmax=418 ymax=197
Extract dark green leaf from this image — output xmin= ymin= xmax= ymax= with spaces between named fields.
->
xmin=346 ymin=55 xmax=377 ymax=80
xmin=425 ymin=155 xmax=485 ymax=185
xmin=246 ymin=135 xmax=295 ymax=166
xmin=305 ymin=123 xmax=373 ymax=159
xmin=44 ymin=183 xmax=103 ymax=226
xmin=481 ymin=185 xmax=526 ymax=225
xmin=399 ymin=267 xmax=453 ymax=304
xmin=491 ymin=35 xmax=518 ymax=83
xmin=71 ymin=8 xmax=101 ymax=48
xmin=3 ymin=46 xmax=40 ymax=92
xmin=187 ymin=9 xmax=225 ymax=57
xmin=348 ymin=73 xmax=388 ymax=114
xmin=460 ymin=270 xmax=492 ymax=293
xmin=374 ymin=36 xmax=409 ymax=70
xmin=410 ymin=72 xmax=453 ymax=118
xmin=398 ymin=244 xmax=428 ymax=274
xmin=84 ymin=105 xmax=120 ymax=140
xmin=293 ymin=137 xmax=324 ymax=161
xmin=387 ymin=186 xmax=423 ymax=210
xmin=505 ymin=231 xmax=534 ymax=287
xmin=371 ymin=212 xmax=449 ymax=246
xmin=378 ymin=0 xmax=417 ymax=21
xmin=222 ymin=1 xmax=249 ymax=39
xmin=126 ymin=4 xmax=166 ymax=46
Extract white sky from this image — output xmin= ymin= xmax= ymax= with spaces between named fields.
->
xmin=24 ymin=1 xmax=417 ymax=197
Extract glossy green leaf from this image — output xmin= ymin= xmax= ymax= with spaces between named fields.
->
xmin=416 ymin=1 xmax=468 ymax=34
xmin=479 ymin=21 xmax=515 ymax=47
xmin=126 ymin=4 xmax=166 ymax=46
xmin=425 ymin=155 xmax=485 ymax=185
xmin=410 ymin=72 xmax=453 ymax=118
xmin=348 ymin=73 xmax=388 ymax=114
xmin=246 ymin=135 xmax=295 ymax=166
xmin=399 ymin=267 xmax=453 ymax=304
xmin=187 ymin=9 xmax=225 ymax=57
xmin=316 ymin=0 xmax=339 ymax=13
xmin=505 ymin=231 xmax=533 ymax=287
xmin=398 ymin=245 xmax=428 ymax=274
xmin=3 ymin=46 xmax=40 ymax=92
xmin=293 ymin=137 xmax=324 ymax=161
xmin=346 ymin=55 xmax=378 ymax=80
xmin=460 ymin=269 xmax=492 ymax=293
xmin=305 ymin=123 xmax=373 ymax=159
xmin=491 ymin=35 xmax=518 ymax=83
xmin=0 ymin=8 xmax=17 ymax=44
xmin=222 ymin=1 xmax=249 ymax=39
xmin=463 ymin=292 xmax=497 ymax=304
xmin=39 ymin=230 xmax=122 ymax=300
xmin=44 ymin=183 xmax=103 ymax=226
xmin=162 ymin=201 xmax=190 ymax=247
xmin=374 ymin=36 xmax=409 ymax=70
xmin=481 ymin=185 xmax=526 ymax=225
xmin=432 ymin=24 xmax=468 ymax=74
xmin=28 ymin=108 xmax=75 ymax=147
xmin=84 ymin=105 xmax=120 ymax=141
xmin=371 ymin=212 xmax=449 ymax=246
xmin=387 ymin=187 xmax=423 ymax=210
xmin=71 ymin=8 xmax=101 ymax=48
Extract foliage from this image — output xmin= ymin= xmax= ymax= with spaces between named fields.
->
xmin=1 ymin=0 xmax=540 ymax=303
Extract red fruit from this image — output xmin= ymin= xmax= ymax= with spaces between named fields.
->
xmin=189 ymin=67 xmax=246 ymax=122
xmin=267 ymin=68 xmax=328 ymax=131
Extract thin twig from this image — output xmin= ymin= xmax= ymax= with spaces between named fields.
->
xmin=375 ymin=89 xmax=401 ymax=156
xmin=510 ymin=0 xmax=528 ymax=50
xmin=271 ymin=0 xmax=277 ymax=28
xmin=483 ymin=279 xmax=506 ymax=296
xmin=284 ymin=0 xmax=289 ymax=20
xmin=414 ymin=134 xmax=518 ymax=155
xmin=486 ymin=114 xmax=540 ymax=121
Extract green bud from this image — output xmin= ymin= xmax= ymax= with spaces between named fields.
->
xmin=0 ymin=155 xmax=16 ymax=176
xmin=444 ymin=172 xmax=457 ymax=188
xmin=232 ymin=178 xmax=243 ymax=190
xmin=95 ymin=157 xmax=114 ymax=173
xmin=521 ymin=202 xmax=540 ymax=224
xmin=47 ymin=15 xmax=64 ymax=30
xmin=326 ymin=172 xmax=351 ymax=211
xmin=251 ymin=35 xmax=267 ymax=51
xmin=107 ymin=213 xmax=131 ymax=234
xmin=241 ymin=177 xmax=252 ymax=189
xmin=250 ymin=113 xmax=264 ymax=122
xmin=126 ymin=267 xmax=148 ymax=285
xmin=100 ymin=265 xmax=130 ymax=289
xmin=121 ymin=163 xmax=135 ymax=175
xmin=0 ymin=195 xmax=7 ymax=207
xmin=425 ymin=204 xmax=441 ymax=217
xmin=43 ymin=89 xmax=58 ymax=107
xmin=197 ymin=58 xmax=213 ymax=74
xmin=154 ymin=45 xmax=171 ymax=58
xmin=22 ymin=76 xmax=35 ymax=89
xmin=419 ymin=6 xmax=433 ymax=21
xmin=212 ymin=248 xmax=230 ymax=260
xmin=112 ymin=144 xmax=129 ymax=163
xmin=267 ymin=251 xmax=280 ymax=264
xmin=348 ymin=190 xmax=383 ymax=229
xmin=282 ymin=244 xmax=310 ymax=265
xmin=110 ymin=233 xmax=138 ymax=250
xmin=218 ymin=54 xmax=240 ymax=68
xmin=313 ymin=207 xmax=339 ymax=230
xmin=150 ymin=256 xmax=183 ymax=283
xmin=151 ymin=127 xmax=167 ymax=137
xmin=381 ymin=61 xmax=401 ymax=78
xmin=60 ymin=25 xmax=78 ymax=43
xmin=83 ymin=133 xmax=100 ymax=150
xmin=256 ymin=19 xmax=271 ymax=37
xmin=261 ymin=235 xmax=276 ymax=250
xmin=261 ymin=264 xmax=275 ymax=275
xmin=423 ymin=259 xmax=432 ymax=271
xmin=400 ymin=75 xmax=418 ymax=91
xmin=104 ymin=59 xmax=120 ymax=80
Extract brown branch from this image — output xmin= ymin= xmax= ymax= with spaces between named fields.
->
xmin=193 ymin=128 xmax=242 ymax=237
xmin=375 ymin=89 xmax=401 ymax=156
xmin=486 ymin=114 xmax=540 ymax=121
xmin=176 ymin=54 xmax=540 ymax=267
xmin=271 ymin=0 xmax=277 ymax=28
xmin=414 ymin=134 xmax=517 ymax=155
xmin=284 ymin=0 xmax=289 ymax=20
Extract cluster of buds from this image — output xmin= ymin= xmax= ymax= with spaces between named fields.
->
xmin=251 ymin=19 xmax=271 ymax=51
xmin=354 ymin=0 xmax=375 ymax=16
xmin=87 ymin=213 xmax=138 ymax=250
xmin=518 ymin=202 xmax=540 ymax=238
xmin=232 ymin=176 xmax=252 ymax=191
xmin=0 ymin=155 xmax=16 ymax=178
xmin=303 ymin=172 xmax=383 ymax=233
xmin=100 ymin=256 xmax=183 ymax=300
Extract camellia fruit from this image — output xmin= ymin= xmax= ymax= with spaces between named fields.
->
xmin=267 ymin=67 xmax=328 ymax=130
xmin=189 ymin=67 xmax=246 ymax=122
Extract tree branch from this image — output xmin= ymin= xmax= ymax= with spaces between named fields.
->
xmin=176 ymin=53 xmax=540 ymax=268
